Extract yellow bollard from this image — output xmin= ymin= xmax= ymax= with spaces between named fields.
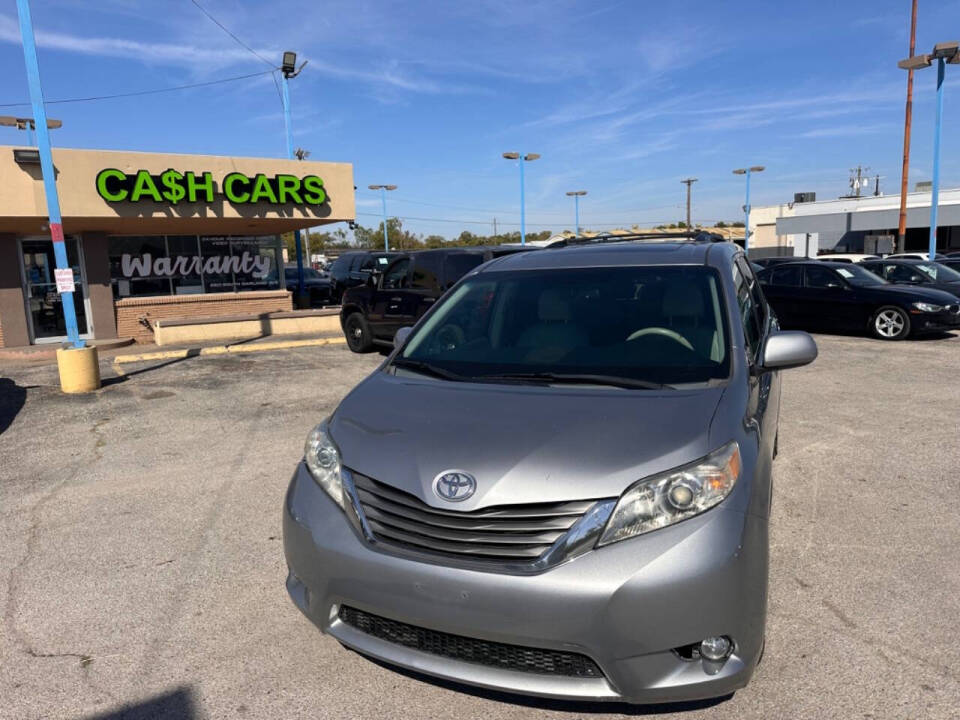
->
xmin=56 ymin=345 xmax=101 ymax=394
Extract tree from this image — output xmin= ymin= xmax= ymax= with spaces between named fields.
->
xmin=715 ymin=220 xmax=727 ymax=228
xmin=731 ymin=221 xmax=745 ymax=228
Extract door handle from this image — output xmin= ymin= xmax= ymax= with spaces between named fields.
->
xmin=424 ymin=297 xmax=436 ymax=303
xmin=390 ymin=296 xmax=403 ymax=302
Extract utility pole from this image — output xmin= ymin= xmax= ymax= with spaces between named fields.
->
xmin=493 ymin=218 xmax=498 ymax=236
xmin=897 ymin=0 xmax=919 ymax=254
xmin=681 ymin=178 xmax=698 ymax=228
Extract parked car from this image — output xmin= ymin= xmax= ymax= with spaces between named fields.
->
xmin=757 ymin=261 xmax=960 ymax=340
xmin=815 ymin=253 xmax=879 ymax=263
xmin=858 ymin=258 xmax=960 ymax=296
xmin=284 ymin=266 xmax=332 ymax=307
xmin=285 ymin=238 xmax=818 ymax=704
xmin=339 ymin=246 xmax=533 ymax=352
xmin=750 ymin=257 xmax=806 ymax=267
xmin=328 ymin=251 xmax=402 ymax=304
xmin=941 ymin=258 xmax=960 ymax=273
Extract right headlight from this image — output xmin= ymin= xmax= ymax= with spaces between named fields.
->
xmin=912 ymin=302 xmax=944 ymax=313
xmin=304 ymin=419 xmax=345 ymax=509
xmin=598 ymin=442 xmax=741 ymax=547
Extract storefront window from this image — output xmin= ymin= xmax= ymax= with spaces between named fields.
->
xmin=108 ymin=234 xmax=283 ymax=298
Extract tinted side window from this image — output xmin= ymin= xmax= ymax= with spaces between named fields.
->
xmin=411 ymin=253 xmax=444 ymax=292
xmin=443 ymin=254 xmax=484 ymax=288
xmin=733 ymin=265 xmax=762 ymax=360
xmin=805 ymin=265 xmax=841 ymax=288
xmin=771 ymin=264 xmax=803 ymax=287
xmin=381 ymin=258 xmax=410 ymax=289
xmin=330 ymin=255 xmax=351 ymax=277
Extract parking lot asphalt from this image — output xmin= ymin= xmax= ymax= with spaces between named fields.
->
xmin=1 ymin=332 xmax=959 ymax=720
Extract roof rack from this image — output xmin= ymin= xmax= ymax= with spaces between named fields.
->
xmin=547 ymin=231 xmax=729 ymax=248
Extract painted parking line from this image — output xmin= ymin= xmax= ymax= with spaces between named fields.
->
xmin=112 ymin=336 xmax=347 ymax=366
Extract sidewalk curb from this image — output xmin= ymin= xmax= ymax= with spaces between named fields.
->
xmin=112 ymin=336 xmax=347 ymax=369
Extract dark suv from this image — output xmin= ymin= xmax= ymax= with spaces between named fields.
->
xmin=340 ymin=246 xmax=533 ymax=352
xmin=329 ymin=251 xmax=401 ymax=304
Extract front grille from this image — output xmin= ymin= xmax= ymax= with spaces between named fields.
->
xmin=350 ymin=472 xmax=595 ymax=563
xmin=949 ymin=304 xmax=960 ymax=315
xmin=339 ymin=605 xmax=602 ymax=678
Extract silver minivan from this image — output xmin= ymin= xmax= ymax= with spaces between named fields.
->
xmin=283 ymin=238 xmax=817 ymax=704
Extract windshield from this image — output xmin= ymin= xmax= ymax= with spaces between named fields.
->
xmin=916 ymin=263 xmax=960 ymax=282
xmin=287 ymin=268 xmax=322 ymax=279
xmin=397 ymin=266 xmax=730 ymax=386
xmin=836 ymin=265 xmax=887 ymax=287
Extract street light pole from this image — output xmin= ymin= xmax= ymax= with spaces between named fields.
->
xmin=14 ymin=0 xmax=82 ymax=348
xmin=566 ymin=191 xmax=587 ymax=236
xmin=899 ymin=41 xmax=959 ymax=260
xmin=680 ymin=178 xmax=698 ymax=229
xmin=280 ymin=51 xmax=307 ymax=301
xmin=733 ymin=166 xmax=764 ymax=254
xmin=368 ymin=185 xmax=397 ymax=251
xmin=503 ymin=152 xmax=540 ymax=245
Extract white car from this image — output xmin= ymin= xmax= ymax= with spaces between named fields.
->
xmin=816 ymin=254 xmax=879 ymax=263
xmin=885 ymin=252 xmax=947 ymax=261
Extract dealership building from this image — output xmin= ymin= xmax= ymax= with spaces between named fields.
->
xmin=0 ymin=146 xmax=354 ymax=347
xmin=748 ymin=187 xmax=960 ymax=258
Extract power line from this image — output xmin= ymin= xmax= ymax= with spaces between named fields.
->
xmin=354 ymin=211 xmax=711 ymax=228
xmin=0 ymin=69 xmax=275 ymax=108
xmin=189 ymin=0 xmax=276 ymax=68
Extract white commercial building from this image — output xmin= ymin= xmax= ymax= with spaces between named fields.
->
xmin=749 ymin=187 xmax=960 ymax=258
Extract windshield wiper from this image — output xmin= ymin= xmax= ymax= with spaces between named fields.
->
xmin=476 ymin=372 xmax=671 ymax=390
xmin=391 ymin=357 xmax=466 ymax=382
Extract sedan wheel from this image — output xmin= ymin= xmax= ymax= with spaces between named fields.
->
xmin=871 ymin=306 xmax=911 ymax=341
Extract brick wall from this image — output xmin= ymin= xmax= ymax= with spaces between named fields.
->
xmin=115 ymin=290 xmax=293 ymax=343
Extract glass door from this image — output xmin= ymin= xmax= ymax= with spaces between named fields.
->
xmin=20 ymin=237 xmax=92 ymax=343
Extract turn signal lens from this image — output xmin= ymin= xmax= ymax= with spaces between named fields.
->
xmin=598 ymin=442 xmax=741 ymax=546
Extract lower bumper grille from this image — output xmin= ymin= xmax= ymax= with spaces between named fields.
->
xmin=339 ymin=605 xmax=603 ymax=679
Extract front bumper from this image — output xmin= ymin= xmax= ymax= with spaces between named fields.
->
xmin=282 ymin=463 xmax=768 ymax=705
xmin=911 ymin=308 xmax=960 ymax=333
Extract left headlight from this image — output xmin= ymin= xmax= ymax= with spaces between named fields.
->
xmin=912 ymin=302 xmax=944 ymax=313
xmin=598 ymin=442 xmax=741 ymax=547
xmin=304 ymin=419 xmax=345 ymax=509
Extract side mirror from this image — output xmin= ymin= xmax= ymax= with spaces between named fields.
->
xmin=394 ymin=326 xmax=412 ymax=349
xmin=759 ymin=330 xmax=817 ymax=371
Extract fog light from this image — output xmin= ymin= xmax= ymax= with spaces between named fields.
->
xmin=700 ymin=636 xmax=732 ymax=661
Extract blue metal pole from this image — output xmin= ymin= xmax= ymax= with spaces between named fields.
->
xmin=744 ymin=169 xmax=752 ymax=255
xmin=574 ymin=194 xmax=581 ymax=236
xmin=280 ymin=73 xmax=305 ymax=295
xmin=928 ymin=58 xmax=946 ymax=261
xmin=381 ymin=187 xmax=390 ymax=251
xmin=16 ymin=0 xmax=82 ymax=348
xmin=519 ymin=155 xmax=526 ymax=246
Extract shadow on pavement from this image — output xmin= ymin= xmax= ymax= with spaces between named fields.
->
xmin=0 ymin=377 xmax=27 ymax=436
xmin=82 ymin=686 xmax=197 ymax=720
xmin=360 ymin=654 xmax=732 ymax=716
xmin=101 ymin=349 xmax=203 ymax=388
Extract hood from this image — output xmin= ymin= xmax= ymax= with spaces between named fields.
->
xmin=330 ymin=371 xmax=726 ymax=509
xmin=869 ymin=284 xmax=960 ymax=304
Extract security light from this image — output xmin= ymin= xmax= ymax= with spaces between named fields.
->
xmin=502 ymin=152 xmax=520 ymax=160
xmin=566 ymin=190 xmax=588 ymax=196
xmin=524 ymin=153 xmax=541 ymax=161
xmin=282 ymin=51 xmax=297 ymax=77
xmin=932 ymin=41 xmax=959 ymax=61
xmin=898 ymin=54 xmax=933 ymax=70
xmin=732 ymin=169 xmax=747 ymax=175
xmin=750 ymin=166 xmax=765 ymax=172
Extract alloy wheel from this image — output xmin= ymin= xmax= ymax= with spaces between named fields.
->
xmin=875 ymin=309 xmax=905 ymax=338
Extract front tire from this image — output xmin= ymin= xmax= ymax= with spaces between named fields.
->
xmin=343 ymin=313 xmax=374 ymax=353
xmin=870 ymin=306 xmax=911 ymax=340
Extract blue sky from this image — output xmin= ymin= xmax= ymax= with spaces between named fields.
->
xmin=1 ymin=0 xmax=958 ymax=239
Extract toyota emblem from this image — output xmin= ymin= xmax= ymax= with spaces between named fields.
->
xmin=433 ymin=470 xmax=477 ymax=502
